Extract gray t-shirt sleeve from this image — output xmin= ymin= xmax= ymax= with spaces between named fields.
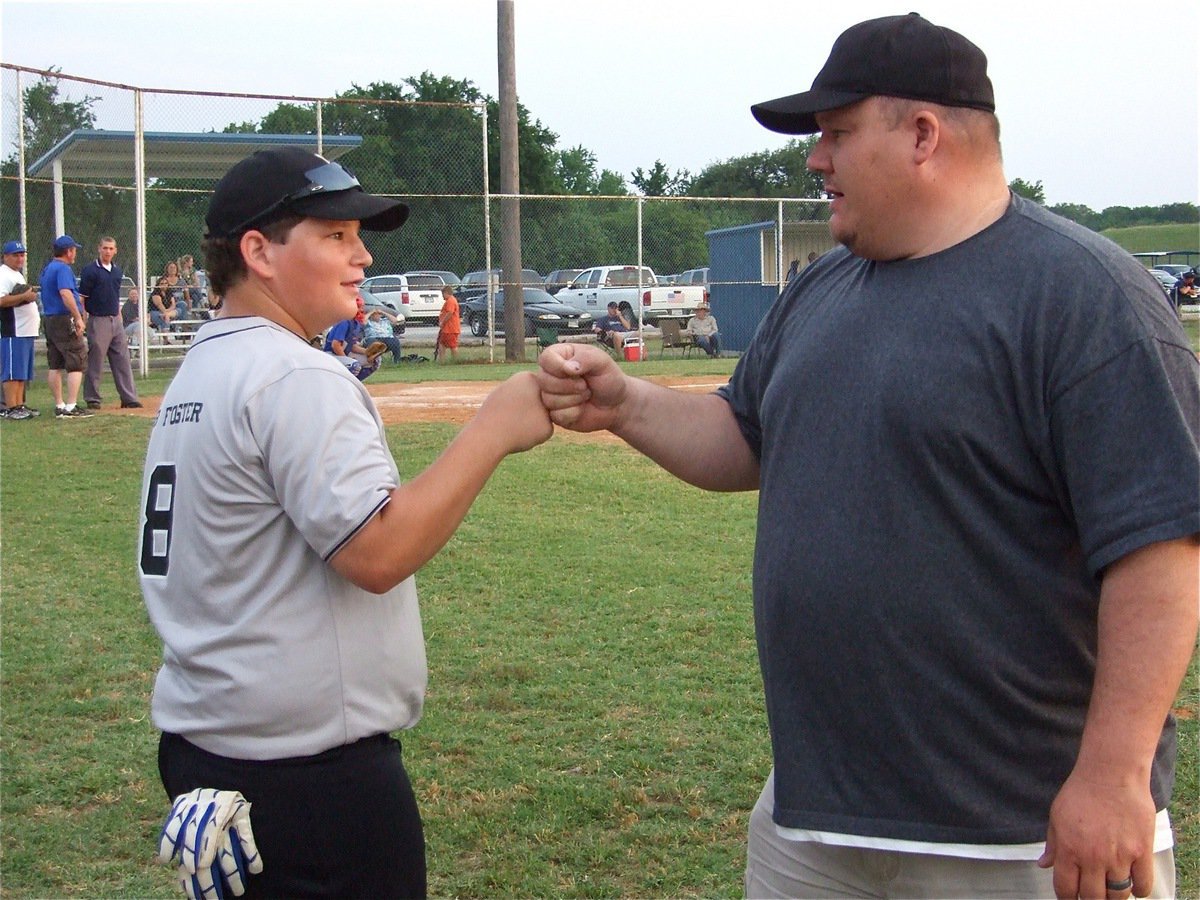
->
xmin=246 ymin=367 xmax=399 ymax=560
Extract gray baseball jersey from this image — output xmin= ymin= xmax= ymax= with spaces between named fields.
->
xmin=139 ymin=316 xmax=426 ymax=760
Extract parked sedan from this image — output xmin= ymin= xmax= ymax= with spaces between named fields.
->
xmin=1147 ymin=268 xmax=1177 ymax=293
xmin=459 ymin=268 xmax=543 ymax=302
xmin=1154 ymin=264 xmax=1192 ymax=278
xmin=462 ymin=287 xmax=593 ymax=338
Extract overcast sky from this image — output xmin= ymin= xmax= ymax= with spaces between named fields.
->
xmin=3 ymin=0 xmax=1197 ymax=210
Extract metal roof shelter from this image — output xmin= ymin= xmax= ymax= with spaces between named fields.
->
xmin=29 ymin=129 xmax=361 ymax=181
xmin=1132 ymin=250 xmax=1199 ymax=267
xmin=26 ymin=129 xmax=364 ymax=373
xmin=28 ymin=129 xmax=363 ymax=229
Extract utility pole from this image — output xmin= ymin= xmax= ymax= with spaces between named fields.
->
xmin=497 ymin=0 xmax=523 ymax=360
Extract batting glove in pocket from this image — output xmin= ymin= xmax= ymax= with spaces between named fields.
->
xmin=158 ymin=788 xmax=263 ymax=898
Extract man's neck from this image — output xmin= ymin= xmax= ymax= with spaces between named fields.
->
xmin=904 ymin=172 xmax=1011 ymax=260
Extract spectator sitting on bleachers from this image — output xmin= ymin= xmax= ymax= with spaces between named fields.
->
xmin=362 ymin=307 xmax=402 ymax=364
xmin=593 ymin=301 xmax=634 ymax=351
xmin=1173 ymin=269 xmax=1197 ymax=312
xmin=122 ymin=287 xmax=143 ymax=341
xmin=150 ymin=260 xmax=186 ymax=331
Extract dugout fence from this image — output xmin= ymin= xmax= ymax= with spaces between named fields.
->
xmin=1 ymin=64 xmax=829 ymax=366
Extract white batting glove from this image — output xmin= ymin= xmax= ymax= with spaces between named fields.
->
xmin=158 ymin=789 xmax=263 ymax=897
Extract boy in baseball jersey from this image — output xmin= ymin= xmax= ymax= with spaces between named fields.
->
xmin=139 ymin=148 xmax=552 ymax=898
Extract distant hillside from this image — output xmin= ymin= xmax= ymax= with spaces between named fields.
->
xmin=1102 ymin=223 xmax=1200 ymax=258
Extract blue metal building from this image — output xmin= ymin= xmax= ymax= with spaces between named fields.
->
xmin=705 ymin=219 xmax=833 ymax=353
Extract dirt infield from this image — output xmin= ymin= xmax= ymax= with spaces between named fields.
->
xmin=121 ymin=375 xmax=729 ymax=434
xmin=367 ymin=375 xmax=728 ymax=426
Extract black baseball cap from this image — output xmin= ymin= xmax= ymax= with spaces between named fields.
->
xmin=751 ymin=13 xmax=995 ymax=135
xmin=205 ymin=147 xmax=409 ymax=238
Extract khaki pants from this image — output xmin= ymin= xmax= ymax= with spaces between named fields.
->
xmin=745 ymin=770 xmax=1176 ymax=899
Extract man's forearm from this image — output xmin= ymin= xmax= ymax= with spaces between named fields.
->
xmin=612 ymin=381 xmax=759 ymax=492
xmin=1077 ymin=536 xmax=1199 ymax=780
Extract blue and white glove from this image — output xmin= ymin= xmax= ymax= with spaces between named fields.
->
xmin=157 ymin=788 xmax=263 ymax=898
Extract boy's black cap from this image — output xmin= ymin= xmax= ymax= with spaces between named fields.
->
xmin=751 ymin=12 xmax=995 ymax=135
xmin=205 ymin=147 xmax=408 ymax=238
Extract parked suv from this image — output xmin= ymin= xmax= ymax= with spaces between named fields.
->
xmin=404 ymin=269 xmax=460 ymax=289
xmin=543 ymin=268 xmax=583 ymax=295
xmin=359 ymin=273 xmax=447 ymax=323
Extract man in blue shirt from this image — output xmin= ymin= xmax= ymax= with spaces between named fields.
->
xmin=39 ymin=234 xmax=92 ymax=417
xmin=1173 ymin=269 xmax=1197 ymax=313
xmin=592 ymin=301 xmax=633 ymax=351
xmin=79 ymin=235 xmax=141 ymax=410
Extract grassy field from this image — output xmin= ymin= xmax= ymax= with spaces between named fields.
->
xmin=1103 ymin=222 xmax=1199 ymax=257
xmin=1 ymin=346 xmax=1197 ymax=898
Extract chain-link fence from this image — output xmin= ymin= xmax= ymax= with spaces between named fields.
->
xmin=2 ymin=64 xmax=830 ymax=361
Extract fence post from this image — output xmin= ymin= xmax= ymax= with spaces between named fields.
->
xmin=481 ymin=102 xmax=494 ymax=362
xmin=776 ymin=199 xmax=784 ymax=288
xmin=135 ymin=87 xmax=149 ymax=375
xmin=636 ymin=195 xmax=644 ymax=330
xmin=16 ymin=69 xmax=28 ymax=251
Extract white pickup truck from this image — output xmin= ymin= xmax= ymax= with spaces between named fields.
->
xmin=554 ymin=265 xmax=706 ymax=324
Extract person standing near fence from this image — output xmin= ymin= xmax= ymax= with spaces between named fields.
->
xmin=0 ymin=240 xmax=41 ymax=419
xmin=39 ymin=234 xmax=93 ymax=418
xmin=435 ymin=284 xmax=460 ymax=362
xmin=140 ymin=147 xmax=552 ymax=899
xmin=537 ymin=13 xmax=1198 ymax=899
xmin=79 ymin=236 xmax=142 ymax=410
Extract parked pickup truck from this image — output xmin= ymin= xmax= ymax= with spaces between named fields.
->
xmin=554 ymin=265 xmax=705 ymax=324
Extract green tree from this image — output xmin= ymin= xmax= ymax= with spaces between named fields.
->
xmin=1157 ymin=202 xmax=1199 ymax=224
xmin=0 ymin=73 xmax=132 ymax=274
xmin=630 ymin=160 xmax=691 ymax=197
xmin=687 ymin=138 xmax=822 ymax=198
xmin=16 ymin=72 xmax=99 ymax=161
xmin=1048 ymin=202 xmax=1101 ymax=230
xmin=595 ymin=169 xmax=629 ymax=196
xmin=555 ymin=146 xmax=597 ymax=194
xmin=1009 ymin=178 xmax=1045 ymax=204
xmin=555 ymin=146 xmax=628 ymax=195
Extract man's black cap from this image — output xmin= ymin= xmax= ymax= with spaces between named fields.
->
xmin=205 ymin=147 xmax=408 ymax=238
xmin=751 ymin=12 xmax=995 ymax=135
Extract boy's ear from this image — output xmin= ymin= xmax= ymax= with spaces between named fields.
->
xmin=240 ymin=230 xmax=275 ymax=279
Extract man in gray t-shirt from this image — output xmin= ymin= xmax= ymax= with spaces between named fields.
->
xmin=536 ymin=13 xmax=1198 ymax=900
